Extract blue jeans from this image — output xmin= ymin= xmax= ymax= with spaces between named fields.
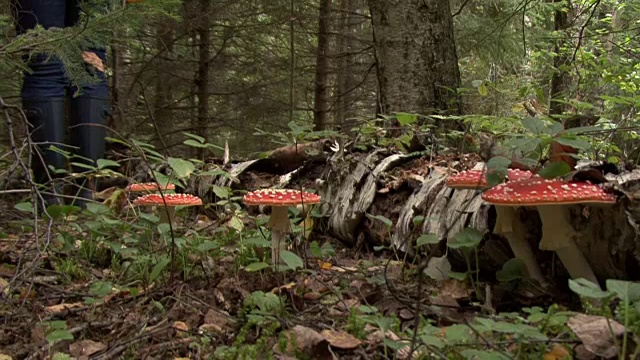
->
xmin=13 ymin=0 xmax=108 ymax=100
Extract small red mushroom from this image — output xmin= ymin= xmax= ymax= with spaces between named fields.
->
xmin=126 ymin=182 xmax=176 ymax=193
xmin=133 ymin=193 xmax=202 ymax=225
xmin=446 ymin=168 xmax=546 ymax=284
xmin=482 ymin=178 xmax=616 ymax=287
xmin=243 ymin=189 xmax=321 ymax=266
xmin=446 ymin=168 xmax=535 ymax=189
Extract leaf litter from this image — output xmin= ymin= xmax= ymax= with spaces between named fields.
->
xmin=0 ymin=189 xmax=636 ymax=359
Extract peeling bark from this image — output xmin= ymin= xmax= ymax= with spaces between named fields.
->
xmin=183 ymin=144 xmax=640 ymax=281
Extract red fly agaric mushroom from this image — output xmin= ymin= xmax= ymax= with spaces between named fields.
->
xmin=447 ymin=168 xmax=546 ymax=284
xmin=482 ymin=178 xmax=616 ymax=286
xmin=126 ymin=182 xmax=176 ymax=193
xmin=446 ymin=168 xmax=535 ymax=189
xmin=133 ymin=193 xmax=202 ymax=225
xmin=243 ymin=189 xmax=321 ymax=266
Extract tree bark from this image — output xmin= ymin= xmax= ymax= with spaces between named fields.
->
xmin=550 ymin=0 xmax=573 ymax=116
xmin=195 ymin=0 xmax=211 ymax=158
xmin=154 ymin=21 xmax=175 ymax=149
xmin=314 ymin=0 xmax=332 ymax=131
xmin=368 ymin=0 xmax=462 ymax=116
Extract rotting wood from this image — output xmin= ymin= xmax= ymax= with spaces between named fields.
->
xmin=184 ymin=145 xmax=640 ymax=281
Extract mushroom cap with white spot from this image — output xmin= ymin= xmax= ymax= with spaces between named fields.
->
xmin=133 ymin=193 xmax=202 ymax=206
xmin=481 ymin=178 xmax=616 ymax=206
xmin=243 ymin=189 xmax=321 ymax=207
xmin=446 ymin=168 xmax=535 ymax=189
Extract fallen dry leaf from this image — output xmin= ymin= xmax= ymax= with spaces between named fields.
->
xmin=318 ymin=261 xmax=333 ymax=270
xmin=439 ymin=279 xmax=470 ymax=300
xmin=172 ymin=321 xmax=189 ymax=332
xmin=0 ymin=355 xmax=12 ymax=360
xmin=45 ymin=302 xmax=84 ymax=314
xmin=0 ymin=277 xmax=8 ymax=296
xmin=543 ymin=344 xmax=570 ymax=360
xmin=568 ymin=314 xmax=625 ymax=359
xmin=277 ymin=325 xmax=334 ymax=359
xmin=69 ymin=339 xmax=106 ymax=357
xmin=320 ymin=329 xmax=362 ymax=350
xmin=200 ymin=309 xmax=231 ymax=333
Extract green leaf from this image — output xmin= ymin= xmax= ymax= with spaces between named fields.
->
xmin=184 ymin=139 xmax=209 ymax=148
xmin=245 ymin=262 xmax=270 ymax=272
xmin=15 ymin=202 xmax=34 ymax=213
xmin=424 ymin=255 xmax=451 ymax=281
xmin=70 ymin=161 xmax=97 ymax=171
xmin=416 ymin=234 xmax=439 ymax=247
xmin=448 ymin=271 xmax=468 ymax=280
xmin=168 ymin=157 xmax=195 ymax=178
xmin=366 ymin=214 xmax=393 ymax=228
xmin=413 ymin=216 xmax=425 ymax=226
xmin=105 ymin=136 xmax=130 ymax=147
xmin=444 ymin=324 xmax=473 ymax=343
xmin=448 ymin=228 xmax=483 ymax=249
xmin=90 ymin=281 xmax=114 ymax=297
xmin=486 ymin=156 xmax=511 ymax=186
xmin=460 ymin=349 xmax=511 ymax=360
xmin=85 ymin=202 xmax=110 ymax=215
xmin=471 ymin=80 xmax=483 ymax=87
xmin=227 ymin=216 xmax=244 ymax=232
xmin=150 ymin=256 xmax=171 ymax=282
xmin=522 ymin=117 xmax=546 ymax=135
xmin=183 ymin=132 xmax=206 ymax=143
xmin=280 ymin=250 xmax=304 ymax=270
xmin=606 ymin=279 xmax=640 ymax=302
xmin=478 ymin=83 xmax=488 ymax=96
xmin=420 ymin=334 xmax=445 ymax=349
xmin=212 ymin=185 xmax=230 ymax=199
xmin=197 ymin=241 xmax=220 ymax=252
xmin=544 ymin=122 xmax=564 ymax=136
xmin=496 ymin=258 xmax=526 ymax=282
xmin=96 ymin=159 xmax=120 ymax=169
xmin=52 ymin=353 xmax=73 ymax=360
xmin=46 ymin=329 xmax=74 ymax=344
xmin=396 ymin=112 xmax=418 ymax=126
xmin=538 ymin=162 xmax=571 ymax=179
xmin=554 ymin=137 xmax=591 ymax=151
xmin=568 ymin=278 xmax=611 ymax=299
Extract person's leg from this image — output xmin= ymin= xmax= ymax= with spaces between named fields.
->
xmin=14 ymin=0 xmax=69 ymax=208
xmin=69 ymin=47 xmax=110 ymax=208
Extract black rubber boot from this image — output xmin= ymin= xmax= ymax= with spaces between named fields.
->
xmin=69 ymin=96 xmax=109 ymax=208
xmin=23 ymin=98 xmax=67 ymax=209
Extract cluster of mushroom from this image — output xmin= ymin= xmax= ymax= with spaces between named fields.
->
xmin=446 ymin=168 xmax=616 ymax=288
xmin=243 ymin=188 xmax=320 ymax=265
xmin=126 ymin=182 xmax=202 ymax=225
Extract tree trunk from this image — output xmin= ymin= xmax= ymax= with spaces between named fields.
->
xmin=550 ymin=0 xmax=573 ymax=116
xmin=368 ymin=0 xmax=462 ymax=116
xmin=314 ymin=0 xmax=332 ymax=131
xmin=335 ymin=0 xmax=348 ymax=128
xmin=154 ymin=21 xmax=175 ymax=149
xmin=195 ymin=0 xmax=211 ymax=158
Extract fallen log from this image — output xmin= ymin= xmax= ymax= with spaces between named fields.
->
xmin=180 ymin=141 xmax=640 ymax=282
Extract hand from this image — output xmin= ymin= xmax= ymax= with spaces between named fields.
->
xmin=82 ymin=51 xmax=104 ymax=72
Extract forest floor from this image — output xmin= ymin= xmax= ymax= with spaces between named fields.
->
xmin=0 ymin=195 xmax=633 ymax=360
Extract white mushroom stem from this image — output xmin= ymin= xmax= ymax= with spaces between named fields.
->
xmin=158 ymin=206 xmax=176 ymax=225
xmin=268 ymin=206 xmax=291 ymax=266
xmin=537 ymin=205 xmax=600 ymax=287
xmin=493 ymin=206 xmax=547 ymax=285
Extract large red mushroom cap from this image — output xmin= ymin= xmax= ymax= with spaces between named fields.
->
xmin=126 ymin=182 xmax=176 ymax=192
xmin=243 ymin=189 xmax=321 ymax=207
xmin=446 ymin=168 xmax=535 ymax=189
xmin=133 ymin=193 xmax=202 ymax=206
xmin=481 ymin=178 xmax=616 ymax=206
